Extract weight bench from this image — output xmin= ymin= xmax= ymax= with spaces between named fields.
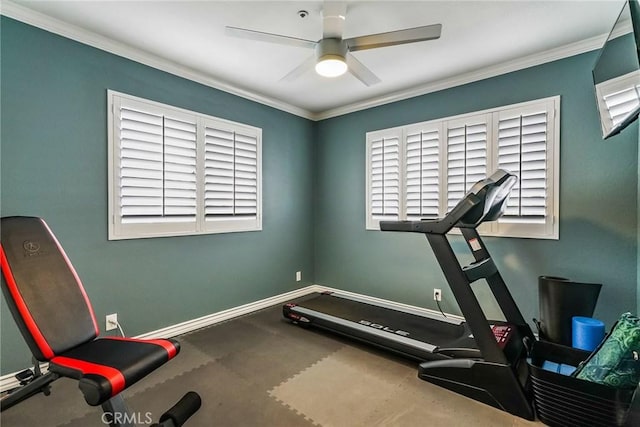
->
xmin=0 ymin=216 xmax=201 ymax=426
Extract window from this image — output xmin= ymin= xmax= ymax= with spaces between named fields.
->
xmin=366 ymin=96 xmax=560 ymax=239
xmin=108 ymin=90 xmax=262 ymax=240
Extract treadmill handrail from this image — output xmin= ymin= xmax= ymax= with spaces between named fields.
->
xmin=380 ymin=194 xmax=481 ymax=235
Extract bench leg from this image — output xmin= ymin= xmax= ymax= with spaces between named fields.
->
xmin=1 ymin=371 xmax=59 ymax=412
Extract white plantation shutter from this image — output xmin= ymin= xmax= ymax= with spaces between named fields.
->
xmin=497 ymin=108 xmax=548 ymax=222
xmin=205 ymin=127 xmax=234 ymax=216
xmin=595 ymin=71 xmax=640 ymax=137
xmin=446 ymin=118 xmax=488 ymax=211
xmin=163 ymin=116 xmax=197 ymax=218
xmin=405 ymin=126 xmax=440 ymax=220
xmin=234 ymin=133 xmax=259 ymax=216
xmin=368 ymin=132 xmax=400 ymax=226
xmin=119 ymin=106 xmax=164 ymax=222
xmin=604 ymin=86 xmax=640 ymax=126
xmin=109 ymin=91 xmax=262 ymax=239
xmin=117 ymin=104 xmax=197 ymax=224
xmin=365 ymin=96 xmax=558 ymax=238
xmin=204 ymin=124 xmax=259 ymax=220
xmin=604 ymin=86 xmax=640 ymax=127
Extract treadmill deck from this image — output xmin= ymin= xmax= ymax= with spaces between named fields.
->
xmin=284 ymin=292 xmax=478 ymax=360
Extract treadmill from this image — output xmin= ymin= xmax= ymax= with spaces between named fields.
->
xmin=283 ymin=169 xmax=535 ymax=420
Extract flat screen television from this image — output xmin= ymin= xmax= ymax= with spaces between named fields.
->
xmin=593 ymin=0 xmax=640 ymax=139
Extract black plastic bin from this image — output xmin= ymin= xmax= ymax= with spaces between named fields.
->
xmin=538 ymin=276 xmax=602 ymax=346
xmin=528 ymin=340 xmax=635 ymax=427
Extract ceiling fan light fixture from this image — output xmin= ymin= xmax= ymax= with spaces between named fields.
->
xmin=315 ymin=54 xmax=348 ymax=77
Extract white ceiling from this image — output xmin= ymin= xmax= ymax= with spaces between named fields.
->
xmin=3 ymin=0 xmax=625 ymax=119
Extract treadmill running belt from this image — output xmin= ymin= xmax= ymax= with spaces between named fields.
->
xmin=292 ymin=293 xmax=471 ymax=347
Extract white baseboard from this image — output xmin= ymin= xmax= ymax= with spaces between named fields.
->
xmin=135 ymin=284 xmax=324 ymax=339
xmin=316 ymin=285 xmax=464 ymax=321
xmin=1 ymin=284 xmax=459 ymax=393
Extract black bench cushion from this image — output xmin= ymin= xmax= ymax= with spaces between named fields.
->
xmin=49 ymin=337 xmax=180 ymax=406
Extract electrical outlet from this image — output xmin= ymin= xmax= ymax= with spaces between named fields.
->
xmin=296 ymin=271 xmax=302 ymax=282
xmin=433 ymin=289 xmax=442 ymax=302
xmin=106 ymin=313 xmax=118 ymax=331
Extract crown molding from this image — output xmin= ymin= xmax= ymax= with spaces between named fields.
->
xmin=312 ymin=33 xmax=607 ymax=120
xmin=0 ymin=0 xmax=314 ymax=120
xmin=2 ymin=0 xmax=610 ymax=122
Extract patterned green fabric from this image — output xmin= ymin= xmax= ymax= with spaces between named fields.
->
xmin=573 ymin=312 xmax=640 ymax=389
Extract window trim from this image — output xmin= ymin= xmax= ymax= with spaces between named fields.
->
xmin=107 ymin=90 xmax=262 ymax=240
xmin=365 ymin=96 xmax=560 ymax=240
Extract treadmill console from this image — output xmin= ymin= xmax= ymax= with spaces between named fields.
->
xmin=379 ymin=169 xmax=517 ymax=235
xmin=490 ymin=322 xmax=530 ymax=364
xmin=491 ymin=324 xmax=513 ymax=349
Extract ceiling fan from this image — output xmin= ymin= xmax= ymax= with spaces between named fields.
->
xmin=225 ymin=1 xmax=442 ymax=86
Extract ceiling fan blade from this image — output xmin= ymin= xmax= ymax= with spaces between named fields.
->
xmin=322 ymin=1 xmax=347 ymax=38
xmin=346 ymin=52 xmax=381 ymax=86
xmin=226 ymin=26 xmax=317 ymax=50
xmin=345 ymin=24 xmax=442 ymax=52
xmin=280 ymin=54 xmax=317 ymax=82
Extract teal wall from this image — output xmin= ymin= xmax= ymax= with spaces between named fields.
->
xmin=2 ymin=16 xmax=639 ymax=377
xmin=314 ymin=51 xmax=639 ymax=330
xmin=0 ymin=18 xmax=315 ymax=374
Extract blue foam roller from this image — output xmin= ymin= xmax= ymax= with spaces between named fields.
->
xmin=541 ymin=361 xmax=577 ymax=376
xmin=572 ymin=316 xmax=605 ymax=351
xmin=559 ymin=364 xmax=577 ymax=376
